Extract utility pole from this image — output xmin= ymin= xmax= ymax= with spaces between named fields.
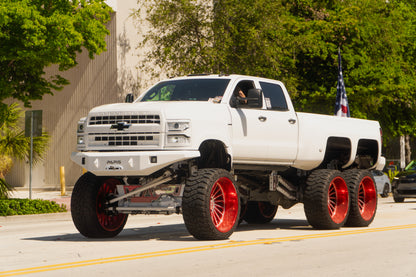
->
xmin=25 ymin=110 xmax=42 ymax=199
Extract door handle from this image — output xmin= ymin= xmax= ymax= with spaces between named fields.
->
xmin=258 ymin=116 xmax=267 ymax=122
xmin=288 ymin=118 xmax=296 ymax=124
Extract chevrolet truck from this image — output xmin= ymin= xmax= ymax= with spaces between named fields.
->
xmin=70 ymin=74 xmax=385 ymax=240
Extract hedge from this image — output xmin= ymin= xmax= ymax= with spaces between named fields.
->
xmin=0 ymin=198 xmax=67 ymax=216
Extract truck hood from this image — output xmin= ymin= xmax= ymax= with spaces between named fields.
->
xmin=88 ymin=101 xmax=230 ymax=121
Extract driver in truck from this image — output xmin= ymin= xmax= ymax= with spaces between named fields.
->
xmin=233 ymin=86 xmax=247 ymax=105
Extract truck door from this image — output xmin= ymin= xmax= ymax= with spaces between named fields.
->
xmin=230 ymin=80 xmax=298 ymax=164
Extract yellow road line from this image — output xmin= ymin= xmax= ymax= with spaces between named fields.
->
xmin=1 ymin=224 xmax=415 ymax=276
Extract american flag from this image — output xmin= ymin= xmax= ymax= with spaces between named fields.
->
xmin=334 ymin=48 xmax=350 ymax=117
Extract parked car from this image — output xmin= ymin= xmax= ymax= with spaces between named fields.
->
xmin=372 ymin=170 xmax=391 ymax=198
xmin=391 ymin=160 xmax=416 ymax=202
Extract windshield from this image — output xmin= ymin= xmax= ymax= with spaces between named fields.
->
xmin=140 ymin=79 xmax=230 ymax=102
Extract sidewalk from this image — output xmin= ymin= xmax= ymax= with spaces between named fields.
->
xmin=9 ymin=188 xmax=72 ymax=211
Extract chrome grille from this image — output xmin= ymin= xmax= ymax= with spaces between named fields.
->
xmin=90 ymin=133 xmax=159 ymax=146
xmin=89 ymin=115 xmax=160 ymax=125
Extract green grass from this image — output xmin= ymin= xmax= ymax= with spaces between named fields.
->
xmin=0 ymin=198 xmax=67 ymax=216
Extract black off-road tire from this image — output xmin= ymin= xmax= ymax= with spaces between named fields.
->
xmin=242 ymin=201 xmax=278 ymax=224
xmin=393 ymin=190 xmax=405 ymax=203
xmin=304 ymin=169 xmax=349 ymax=229
xmin=182 ymin=168 xmax=240 ymax=240
xmin=71 ymin=172 xmax=128 ymax=238
xmin=343 ymin=170 xmax=377 ymax=227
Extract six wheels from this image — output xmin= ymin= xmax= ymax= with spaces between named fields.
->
xmin=343 ymin=170 xmax=377 ymax=227
xmin=71 ymin=168 xmax=378 ymax=240
xmin=71 ymin=172 xmax=128 ymax=238
xmin=304 ymin=169 xmax=350 ymax=229
xmin=242 ymin=201 xmax=278 ymax=224
xmin=182 ymin=168 xmax=240 ymax=240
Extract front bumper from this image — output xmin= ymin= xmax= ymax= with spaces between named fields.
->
xmin=71 ymin=150 xmax=200 ymax=176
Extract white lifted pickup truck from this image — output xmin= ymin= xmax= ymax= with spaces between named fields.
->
xmin=71 ymin=74 xmax=385 ymax=240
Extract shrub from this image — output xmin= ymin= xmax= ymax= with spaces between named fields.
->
xmin=0 ymin=198 xmax=67 ymax=216
xmin=387 ymin=168 xmax=399 ymax=183
xmin=0 ymin=178 xmax=13 ymax=199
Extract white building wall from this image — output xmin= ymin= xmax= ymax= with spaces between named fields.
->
xmin=115 ymin=0 xmax=141 ymax=98
xmin=115 ymin=0 xmax=160 ymax=96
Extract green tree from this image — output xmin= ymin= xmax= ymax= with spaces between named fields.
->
xmin=0 ymin=0 xmax=113 ymax=108
xmin=136 ymin=0 xmax=214 ymax=77
xmin=288 ymin=0 xmax=416 ymax=160
xmin=137 ymin=0 xmax=299 ymax=86
xmin=138 ymin=0 xmax=416 ymax=158
xmin=211 ymin=0 xmax=299 ymax=86
xmin=0 ymin=0 xmax=111 ymax=197
xmin=0 ymin=103 xmax=49 ymax=199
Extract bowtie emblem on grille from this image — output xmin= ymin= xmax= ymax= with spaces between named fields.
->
xmin=110 ymin=122 xmax=131 ymax=131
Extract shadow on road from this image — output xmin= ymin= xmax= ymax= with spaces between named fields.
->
xmin=238 ymin=218 xmax=311 ymax=231
xmin=385 ymin=200 xmax=416 ymax=205
xmin=22 ymin=218 xmax=311 ymax=242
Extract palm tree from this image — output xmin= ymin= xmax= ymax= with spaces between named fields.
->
xmin=0 ymin=103 xmax=49 ymax=199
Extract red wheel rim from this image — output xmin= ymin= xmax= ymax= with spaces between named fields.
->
xmin=210 ymin=177 xmax=239 ymax=233
xmin=96 ymin=179 xmax=126 ymax=231
xmin=327 ymin=176 xmax=349 ymax=224
xmin=358 ymin=176 xmax=377 ymax=220
xmin=258 ymin=202 xmax=277 ymax=219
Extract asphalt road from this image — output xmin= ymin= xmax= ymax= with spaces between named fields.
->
xmin=1 ymin=196 xmax=415 ymax=277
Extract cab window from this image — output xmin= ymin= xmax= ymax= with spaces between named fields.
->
xmin=230 ymin=80 xmax=256 ymax=108
xmin=259 ymin=81 xmax=288 ymax=111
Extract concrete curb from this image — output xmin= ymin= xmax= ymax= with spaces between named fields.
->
xmin=0 ymin=212 xmax=72 ymax=224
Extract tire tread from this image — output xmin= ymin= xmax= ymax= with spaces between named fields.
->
xmin=304 ymin=169 xmax=348 ymax=229
xmin=182 ymin=168 xmax=239 ymax=240
xmin=343 ymin=169 xmax=377 ymax=227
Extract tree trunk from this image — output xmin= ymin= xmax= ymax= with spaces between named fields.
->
xmin=405 ymin=134 xmax=412 ymax=165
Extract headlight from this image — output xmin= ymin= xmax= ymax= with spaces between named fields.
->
xmin=167 ymin=121 xmax=190 ymax=132
xmin=167 ymin=135 xmax=190 ymax=144
xmin=77 ymin=136 xmax=85 ymax=145
xmin=77 ymin=117 xmax=87 ymax=133
xmin=77 ymin=123 xmax=84 ymax=133
xmin=76 ymin=117 xmax=87 ymax=149
xmin=166 ymin=120 xmax=191 ymax=146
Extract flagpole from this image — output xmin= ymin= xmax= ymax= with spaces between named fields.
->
xmin=334 ymin=47 xmax=350 ymax=117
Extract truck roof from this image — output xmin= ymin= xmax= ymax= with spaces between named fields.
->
xmin=167 ymin=74 xmax=280 ymax=83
